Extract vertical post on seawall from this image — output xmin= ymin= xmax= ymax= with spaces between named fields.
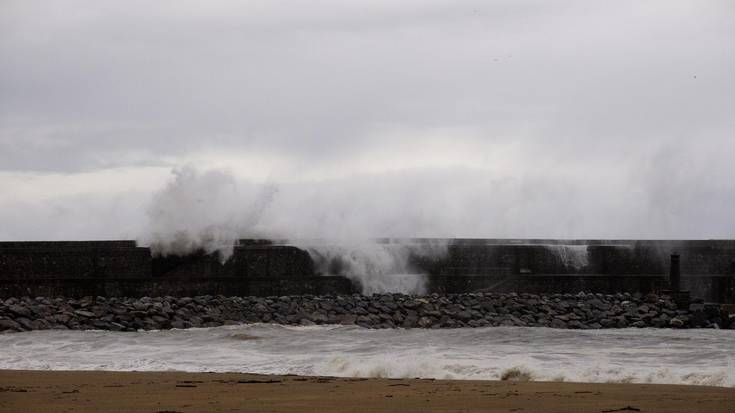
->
xmin=669 ymin=253 xmax=681 ymax=293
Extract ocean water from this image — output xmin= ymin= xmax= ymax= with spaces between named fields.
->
xmin=1 ymin=325 xmax=733 ymax=387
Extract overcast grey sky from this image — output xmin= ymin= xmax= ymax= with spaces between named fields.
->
xmin=1 ymin=0 xmax=734 ymax=242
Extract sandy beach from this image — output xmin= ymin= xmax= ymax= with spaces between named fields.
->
xmin=1 ymin=370 xmax=733 ymax=413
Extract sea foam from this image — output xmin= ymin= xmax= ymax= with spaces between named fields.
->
xmin=1 ymin=325 xmax=732 ymax=387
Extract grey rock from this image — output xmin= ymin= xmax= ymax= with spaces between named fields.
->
xmin=310 ymin=312 xmax=329 ymax=324
xmin=15 ymin=317 xmax=34 ymax=330
xmin=588 ymin=299 xmax=610 ymax=311
xmin=7 ymin=305 xmax=32 ymax=318
xmin=339 ymin=314 xmax=357 ymax=325
xmin=402 ymin=315 xmax=418 ymax=328
xmin=599 ymin=319 xmax=617 ymax=328
xmin=567 ymin=320 xmax=584 ymax=329
xmin=456 ymin=311 xmax=472 ymax=321
xmin=0 ymin=292 xmax=719 ymax=333
xmin=509 ymin=316 xmax=526 ymax=326
xmin=31 ymin=319 xmax=51 ymax=330
xmin=669 ymin=318 xmax=685 ymax=328
xmin=0 ymin=318 xmax=21 ymax=331
xmin=74 ymin=310 xmax=96 ymax=318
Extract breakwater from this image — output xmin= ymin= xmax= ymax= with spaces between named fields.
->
xmin=0 ymin=292 xmax=731 ymax=333
xmin=1 ymin=239 xmax=734 ymax=302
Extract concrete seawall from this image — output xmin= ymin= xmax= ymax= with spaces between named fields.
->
xmin=0 ymin=239 xmax=733 ymax=302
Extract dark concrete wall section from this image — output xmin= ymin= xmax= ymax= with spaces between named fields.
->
xmin=681 ymin=275 xmax=735 ymax=304
xmin=1 ymin=239 xmax=734 ymax=301
xmin=151 ymin=246 xmax=314 ymax=278
xmin=0 ymin=276 xmax=355 ymax=299
xmin=419 ymin=240 xmax=734 ymax=301
xmin=3 ymin=239 xmax=733 ymax=280
xmin=0 ymin=241 xmax=150 ymax=279
xmin=424 ymin=240 xmax=735 ymax=276
xmin=427 ymin=274 xmax=669 ymax=295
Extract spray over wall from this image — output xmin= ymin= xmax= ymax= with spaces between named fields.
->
xmin=140 ymin=166 xmax=450 ymax=294
xmin=295 ymin=240 xmax=448 ymax=295
xmin=138 ymin=165 xmax=735 ymax=295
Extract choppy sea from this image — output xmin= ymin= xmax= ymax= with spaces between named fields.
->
xmin=1 ymin=325 xmax=733 ymax=387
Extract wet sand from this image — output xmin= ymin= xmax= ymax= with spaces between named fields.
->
xmin=0 ymin=370 xmax=733 ymax=413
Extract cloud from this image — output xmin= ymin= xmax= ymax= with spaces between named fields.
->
xmin=0 ymin=0 xmax=733 ymax=241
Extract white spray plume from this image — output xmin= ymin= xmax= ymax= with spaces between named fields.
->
xmin=548 ymin=245 xmax=590 ymax=270
xmin=142 ymin=166 xmax=278 ymax=260
xmin=138 ymin=158 xmax=735 ymax=293
xmin=296 ymin=240 xmax=448 ymax=295
xmin=140 ymin=166 xmax=449 ymax=292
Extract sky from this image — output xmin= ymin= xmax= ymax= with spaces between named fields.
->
xmin=1 ymin=0 xmax=734 ymax=245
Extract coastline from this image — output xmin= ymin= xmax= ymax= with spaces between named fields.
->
xmin=1 ymin=370 xmax=733 ymax=413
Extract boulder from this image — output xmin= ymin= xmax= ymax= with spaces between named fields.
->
xmin=669 ymin=318 xmax=685 ymax=328
xmin=0 ymin=318 xmax=21 ymax=331
xmin=7 ymin=305 xmax=32 ymax=318
xmin=455 ymin=311 xmax=472 ymax=322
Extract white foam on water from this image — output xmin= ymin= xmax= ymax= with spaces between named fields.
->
xmin=1 ymin=325 xmax=733 ymax=387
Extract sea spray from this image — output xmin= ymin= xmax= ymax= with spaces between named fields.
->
xmin=142 ymin=166 xmax=277 ymax=261
xmin=548 ymin=244 xmax=590 ymax=270
xmin=293 ymin=239 xmax=448 ymax=295
xmin=139 ymin=166 xmax=451 ymax=293
xmin=2 ymin=325 xmax=733 ymax=387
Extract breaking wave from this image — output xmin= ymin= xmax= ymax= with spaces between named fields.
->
xmin=1 ymin=324 xmax=733 ymax=387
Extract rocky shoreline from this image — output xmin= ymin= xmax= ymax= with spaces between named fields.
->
xmin=0 ymin=292 xmax=732 ymax=333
